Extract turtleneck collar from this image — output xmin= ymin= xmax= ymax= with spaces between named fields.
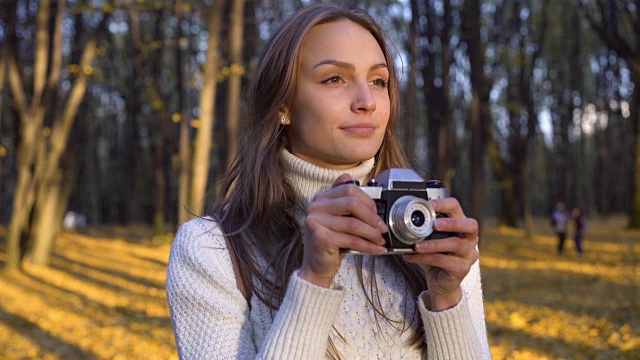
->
xmin=280 ymin=148 xmax=375 ymax=206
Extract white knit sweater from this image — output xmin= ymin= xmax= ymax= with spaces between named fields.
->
xmin=166 ymin=150 xmax=491 ymax=359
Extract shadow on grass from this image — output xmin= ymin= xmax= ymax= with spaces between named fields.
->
xmin=0 ymin=302 xmax=99 ymax=359
xmin=482 ymin=265 xmax=640 ymax=332
xmin=75 ymin=226 xmax=158 ymax=244
xmin=59 ymin=239 xmax=170 ymax=277
xmin=488 ymin=323 xmax=637 ymax=359
xmin=132 ymin=252 xmax=169 ymax=267
xmin=52 ymin=253 xmax=166 ymax=292
xmin=1 ymin=271 xmax=171 ymax=340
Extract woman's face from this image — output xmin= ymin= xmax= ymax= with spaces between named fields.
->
xmin=284 ymin=20 xmax=390 ymax=169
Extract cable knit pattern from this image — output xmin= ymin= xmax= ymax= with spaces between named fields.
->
xmin=166 ymin=149 xmax=491 ymax=359
xmin=280 ymin=149 xmax=375 ymax=203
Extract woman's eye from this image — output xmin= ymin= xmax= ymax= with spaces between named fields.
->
xmin=323 ymin=75 xmax=344 ymax=84
xmin=370 ymin=78 xmax=388 ymax=88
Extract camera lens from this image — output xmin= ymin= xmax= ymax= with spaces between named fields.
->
xmin=388 ymin=196 xmax=436 ymax=245
xmin=411 ymin=210 xmax=425 ymax=227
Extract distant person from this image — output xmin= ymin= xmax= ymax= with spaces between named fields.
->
xmin=572 ymin=207 xmax=588 ymax=259
xmin=63 ymin=211 xmax=87 ymax=231
xmin=551 ymin=201 xmax=569 ymax=255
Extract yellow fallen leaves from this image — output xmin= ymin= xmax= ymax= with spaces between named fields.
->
xmin=0 ymin=216 xmax=638 ymax=359
xmin=485 ymin=300 xmax=639 ymax=353
xmin=0 ymin=226 xmax=178 ymax=359
xmin=482 ymin=215 xmax=640 ymax=360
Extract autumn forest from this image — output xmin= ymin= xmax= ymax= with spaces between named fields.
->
xmin=0 ymin=0 xmax=639 ymax=358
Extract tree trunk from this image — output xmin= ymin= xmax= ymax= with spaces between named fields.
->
xmin=580 ymin=0 xmax=640 ymax=226
xmin=32 ymin=156 xmax=74 ymax=265
xmin=3 ymin=0 xmax=39 ymax=270
xmin=30 ymin=25 xmax=104 ymax=265
xmin=500 ymin=180 xmax=518 ymax=227
xmin=225 ymin=0 xmax=246 ymax=168
xmin=463 ymin=0 xmax=486 ymax=222
xmin=486 ymin=136 xmax=518 ymax=227
xmin=6 ymin=116 xmax=42 ymax=270
xmin=53 ymin=165 xmax=75 ymax=236
xmin=0 ymin=47 xmax=7 ymax=220
xmin=7 ymin=0 xmax=107 ymax=268
xmin=404 ymin=0 xmax=419 ymax=160
xmin=421 ymin=1 xmax=454 ymax=187
xmin=629 ymin=66 xmax=640 ymax=228
xmin=119 ymin=9 xmax=142 ymax=223
xmin=30 ymin=0 xmax=66 ymax=264
xmin=31 ymin=171 xmax=62 ymax=265
xmin=521 ymin=155 xmax=534 ymax=240
xmin=595 ymin=112 xmax=609 ymax=215
xmin=124 ymin=48 xmax=144 ymax=223
xmin=189 ymin=0 xmax=225 ymax=215
xmin=436 ymin=2 xmax=454 ymax=189
xmin=176 ymin=0 xmax=191 ymax=226
xmin=152 ymin=12 xmax=169 ymax=236
xmin=128 ymin=8 xmax=171 ymax=232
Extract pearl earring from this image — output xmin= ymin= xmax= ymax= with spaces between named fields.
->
xmin=280 ymin=116 xmax=287 ymax=124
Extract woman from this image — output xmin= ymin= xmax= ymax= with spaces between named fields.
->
xmin=166 ymin=4 xmax=491 ymax=359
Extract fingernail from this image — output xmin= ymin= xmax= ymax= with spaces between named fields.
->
xmin=435 ymin=218 xmax=445 ymax=229
xmin=378 ymin=219 xmax=389 ymax=233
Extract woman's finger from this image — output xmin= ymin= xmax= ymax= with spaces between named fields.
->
xmin=319 ymin=177 xmax=380 ymax=213
xmin=305 ymin=212 xmax=386 ymax=246
xmin=413 ymin=237 xmax=478 ymax=260
xmin=433 ymin=217 xmax=479 ymax=237
xmin=428 ymin=197 xmax=465 ymax=218
xmin=304 ymin=217 xmax=387 ymax=255
xmin=404 ymin=252 xmax=475 ymax=273
xmin=308 ymin=193 xmax=387 ymax=233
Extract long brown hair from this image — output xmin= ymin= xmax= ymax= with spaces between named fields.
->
xmin=206 ymin=3 xmax=427 ymax=353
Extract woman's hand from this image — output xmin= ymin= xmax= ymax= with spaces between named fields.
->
xmin=298 ymin=174 xmax=388 ymax=288
xmin=403 ymin=197 xmax=479 ymax=311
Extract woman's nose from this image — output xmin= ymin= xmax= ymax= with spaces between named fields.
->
xmin=350 ymin=81 xmax=376 ymax=113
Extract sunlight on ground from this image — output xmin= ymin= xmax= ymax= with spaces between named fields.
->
xmin=483 ymin=216 xmax=640 ymax=360
xmin=0 ymin=227 xmax=177 ymax=359
xmin=0 ymin=216 xmax=638 ymax=359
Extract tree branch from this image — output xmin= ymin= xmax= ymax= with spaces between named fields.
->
xmin=36 ymin=9 xmax=109 ymax=190
xmin=580 ymin=0 xmax=635 ymax=59
xmin=45 ymin=0 xmax=67 ymax=107
xmin=7 ymin=48 xmax=27 ymax=119
xmin=0 ymin=50 xmax=7 ymax=127
xmin=32 ymin=0 xmax=52 ymax=107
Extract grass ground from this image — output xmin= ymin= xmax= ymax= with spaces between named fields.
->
xmin=0 ymin=216 xmax=638 ymax=359
xmin=481 ymin=216 xmax=639 ymax=359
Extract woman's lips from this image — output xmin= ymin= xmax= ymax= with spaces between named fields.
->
xmin=341 ymin=124 xmax=376 ymax=136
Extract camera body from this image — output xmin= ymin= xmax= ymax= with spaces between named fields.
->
xmin=343 ymin=168 xmax=452 ymax=255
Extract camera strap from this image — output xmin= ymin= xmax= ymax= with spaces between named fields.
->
xmin=224 ymin=236 xmax=251 ymax=305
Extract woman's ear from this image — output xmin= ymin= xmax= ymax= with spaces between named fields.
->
xmin=279 ymin=114 xmax=290 ymax=125
xmin=278 ymin=106 xmax=291 ymax=125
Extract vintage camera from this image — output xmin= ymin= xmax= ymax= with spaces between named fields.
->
xmin=342 ymin=168 xmax=453 ymax=255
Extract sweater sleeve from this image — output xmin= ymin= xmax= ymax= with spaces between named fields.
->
xmin=166 ymin=218 xmax=254 ymax=359
xmin=165 ymin=218 xmax=345 ymax=360
xmin=258 ymin=271 xmax=345 ymax=359
xmin=417 ymin=258 xmax=492 ymax=360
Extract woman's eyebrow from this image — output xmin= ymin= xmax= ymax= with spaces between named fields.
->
xmin=313 ymin=59 xmax=354 ymax=70
xmin=313 ymin=59 xmax=388 ymax=71
xmin=370 ymin=63 xmax=388 ymax=71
